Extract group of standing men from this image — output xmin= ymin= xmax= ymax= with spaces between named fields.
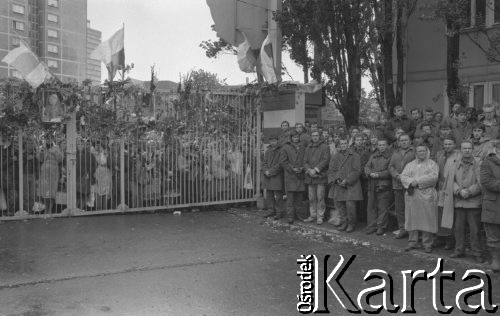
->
xmin=261 ymin=103 xmax=500 ymax=271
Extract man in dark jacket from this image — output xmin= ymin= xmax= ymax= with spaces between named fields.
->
xmin=328 ymin=137 xmax=363 ymax=232
xmin=453 ymin=107 xmax=472 ymax=145
xmin=364 ymin=138 xmax=394 ymax=235
xmin=417 ymin=108 xmax=440 ymax=136
xmin=278 ymin=120 xmax=291 ymax=147
xmin=303 ymin=131 xmax=330 ymax=225
xmin=280 ymin=131 xmax=306 ymax=224
xmin=384 ymin=106 xmax=416 ymax=142
xmin=480 ymin=140 xmax=500 ymax=272
xmin=262 ymin=135 xmax=284 ymax=219
xmin=388 ymin=133 xmax=415 ymax=239
xmin=295 ymin=123 xmax=311 ymax=147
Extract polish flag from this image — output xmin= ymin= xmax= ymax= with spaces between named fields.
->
xmin=2 ymin=41 xmax=52 ymax=88
xmin=90 ymin=27 xmax=125 ymax=80
xmin=258 ymin=34 xmax=278 ymax=84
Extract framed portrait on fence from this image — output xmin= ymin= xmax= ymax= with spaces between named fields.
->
xmin=41 ymin=90 xmax=65 ymax=123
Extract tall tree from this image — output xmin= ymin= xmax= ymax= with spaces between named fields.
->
xmin=365 ymin=0 xmax=417 ymax=115
xmin=420 ymin=0 xmax=471 ymax=106
xmin=276 ymin=0 xmax=373 ymax=127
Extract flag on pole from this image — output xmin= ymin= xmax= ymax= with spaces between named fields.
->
xmin=258 ymin=34 xmax=277 ymax=84
xmin=90 ymin=26 xmax=125 ymax=80
xmin=237 ymin=32 xmax=257 ymax=73
xmin=1 ymin=41 xmax=52 ymax=88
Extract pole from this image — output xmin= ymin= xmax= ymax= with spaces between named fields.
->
xmin=17 ymin=132 xmax=24 ymax=215
xmin=66 ymin=111 xmax=77 ymax=214
xmin=268 ymin=0 xmax=282 ymax=83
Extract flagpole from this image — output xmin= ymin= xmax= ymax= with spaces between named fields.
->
xmin=120 ymin=23 xmax=125 ymax=81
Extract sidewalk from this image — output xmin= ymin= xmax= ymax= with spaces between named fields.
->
xmin=228 ymin=207 xmax=491 ymax=270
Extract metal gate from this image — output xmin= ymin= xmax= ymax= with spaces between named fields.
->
xmin=0 ymin=91 xmax=261 ymax=220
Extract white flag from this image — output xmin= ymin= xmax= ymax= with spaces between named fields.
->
xmin=237 ymin=32 xmax=257 ymax=73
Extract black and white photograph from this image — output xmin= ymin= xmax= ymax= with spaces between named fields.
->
xmin=1 ymin=0 xmax=500 ymax=315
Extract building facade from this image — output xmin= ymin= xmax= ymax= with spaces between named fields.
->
xmin=403 ymin=0 xmax=500 ymax=114
xmin=86 ymin=20 xmax=101 ymax=84
xmin=0 ymin=0 xmax=101 ymax=83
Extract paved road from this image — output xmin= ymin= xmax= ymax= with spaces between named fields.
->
xmin=0 ymin=211 xmax=499 ymax=315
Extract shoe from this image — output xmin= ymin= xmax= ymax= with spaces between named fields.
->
xmin=486 ymin=250 xmax=500 ymax=272
xmin=475 ymin=256 xmax=484 ymax=264
xmin=337 ymin=223 xmax=347 ymax=231
xmin=317 ymin=219 xmax=323 ymax=225
xmin=431 ymin=240 xmax=445 ymax=249
xmin=303 ymin=217 xmax=315 ymax=223
xmin=273 ymin=213 xmax=283 ymax=220
xmin=264 ymin=210 xmax=276 ymax=218
xmin=405 ymin=245 xmax=417 ymax=252
xmin=345 ymin=225 xmax=355 ymax=233
xmin=376 ymin=228 xmax=385 ymax=236
xmin=395 ymin=230 xmax=408 ymax=239
xmin=365 ymin=227 xmax=377 ymax=235
xmin=449 ymin=252 xmax=465 ymax=258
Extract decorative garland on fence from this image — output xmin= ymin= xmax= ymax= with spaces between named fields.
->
xmin=0 ymin=77 xmax=273 ymax=144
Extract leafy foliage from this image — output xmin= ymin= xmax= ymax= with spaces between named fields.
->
xmin=199 ymin=25 xmax=237 ymax=58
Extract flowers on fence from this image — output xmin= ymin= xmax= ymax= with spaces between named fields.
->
xmin=0 ymin=77 xmax=265 ymax=145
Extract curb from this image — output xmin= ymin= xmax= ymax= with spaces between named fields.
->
xmin=228 ymin=208 xmax=492 ymax=271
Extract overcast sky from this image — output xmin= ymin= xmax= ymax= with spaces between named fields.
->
xmin=87 ymin=0 xmax=304 ymax=84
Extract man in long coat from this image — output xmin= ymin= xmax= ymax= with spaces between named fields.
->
xmin=401 ymin=144 xmax=439 ymax=253
xmin=441 ymin=140 xmax=483 ymax=263
xmin=436 ymin=136 xmax=461 ymax=250
xmin=328 ymin=138 xmax=363 ymax=232
xmin=480 ymin=140 xmax=500 ymax=272
xmin=261 ymin=135 xmax=284 ymax=219
xmin=303 ymin=131 xmax=330 ymax=225
xmin=280 ymin=131 xmax=306 ymax=224
xmin=389 ymin=133 xmax=415 ymax=239
xmin=364 ymin=138 xmax=394 ymax=235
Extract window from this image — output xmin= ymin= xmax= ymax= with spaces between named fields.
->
xmin=476 ymin=0 xmax=486 ymax=26
xmin=47 ymin=29 xmax=58 ymax=38
xmin=468 ymin=0 xmax=498 ymax=27
xmin=48 ymin=0 xmax=59 ymax=8
xmin=469 ymin=82 xmax=500 ymax=109
xmin=473 ymin=84 xmax=485 ymax=109
xmin=47 ymin=44 xmax=58 ymax=54
xmin=495 ymin=0 xmax=500 ymax=24
xmin=47 ymin=60 xmax=58 ymax=69
xmin=47 ymin=13 xmax=58 ymax=23
xmin=12 ymin=4 xmax=25 ymax=14
xmin=13 ymin=21 xmax=25 ymax=31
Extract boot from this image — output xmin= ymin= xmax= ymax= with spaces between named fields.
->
xmin=486 ymin=250 xmax=500 ymax=272
xmin=337 ymin=222 xmax=347 ymax=231
xmin=273 ymin=212 xmax=283 ymax=220
xmin=264 ymin=209 xmax=276 ymax=218
xmin=345 ymin=225 xmax=355 ymax=233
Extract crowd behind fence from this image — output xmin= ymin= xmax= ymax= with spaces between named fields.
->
xmin=0 ymin=92 xmax=261 ymax=219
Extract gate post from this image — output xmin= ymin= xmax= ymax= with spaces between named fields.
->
xmin=65 ymin=112 xmax=77 ymax=214
xmin=117 ymin=138 xmax=128 ymax=211
xmin=255 ymin=100 xmax=262 ymax=206
xmin=16 ymin=132 xmax=26 ymax=216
